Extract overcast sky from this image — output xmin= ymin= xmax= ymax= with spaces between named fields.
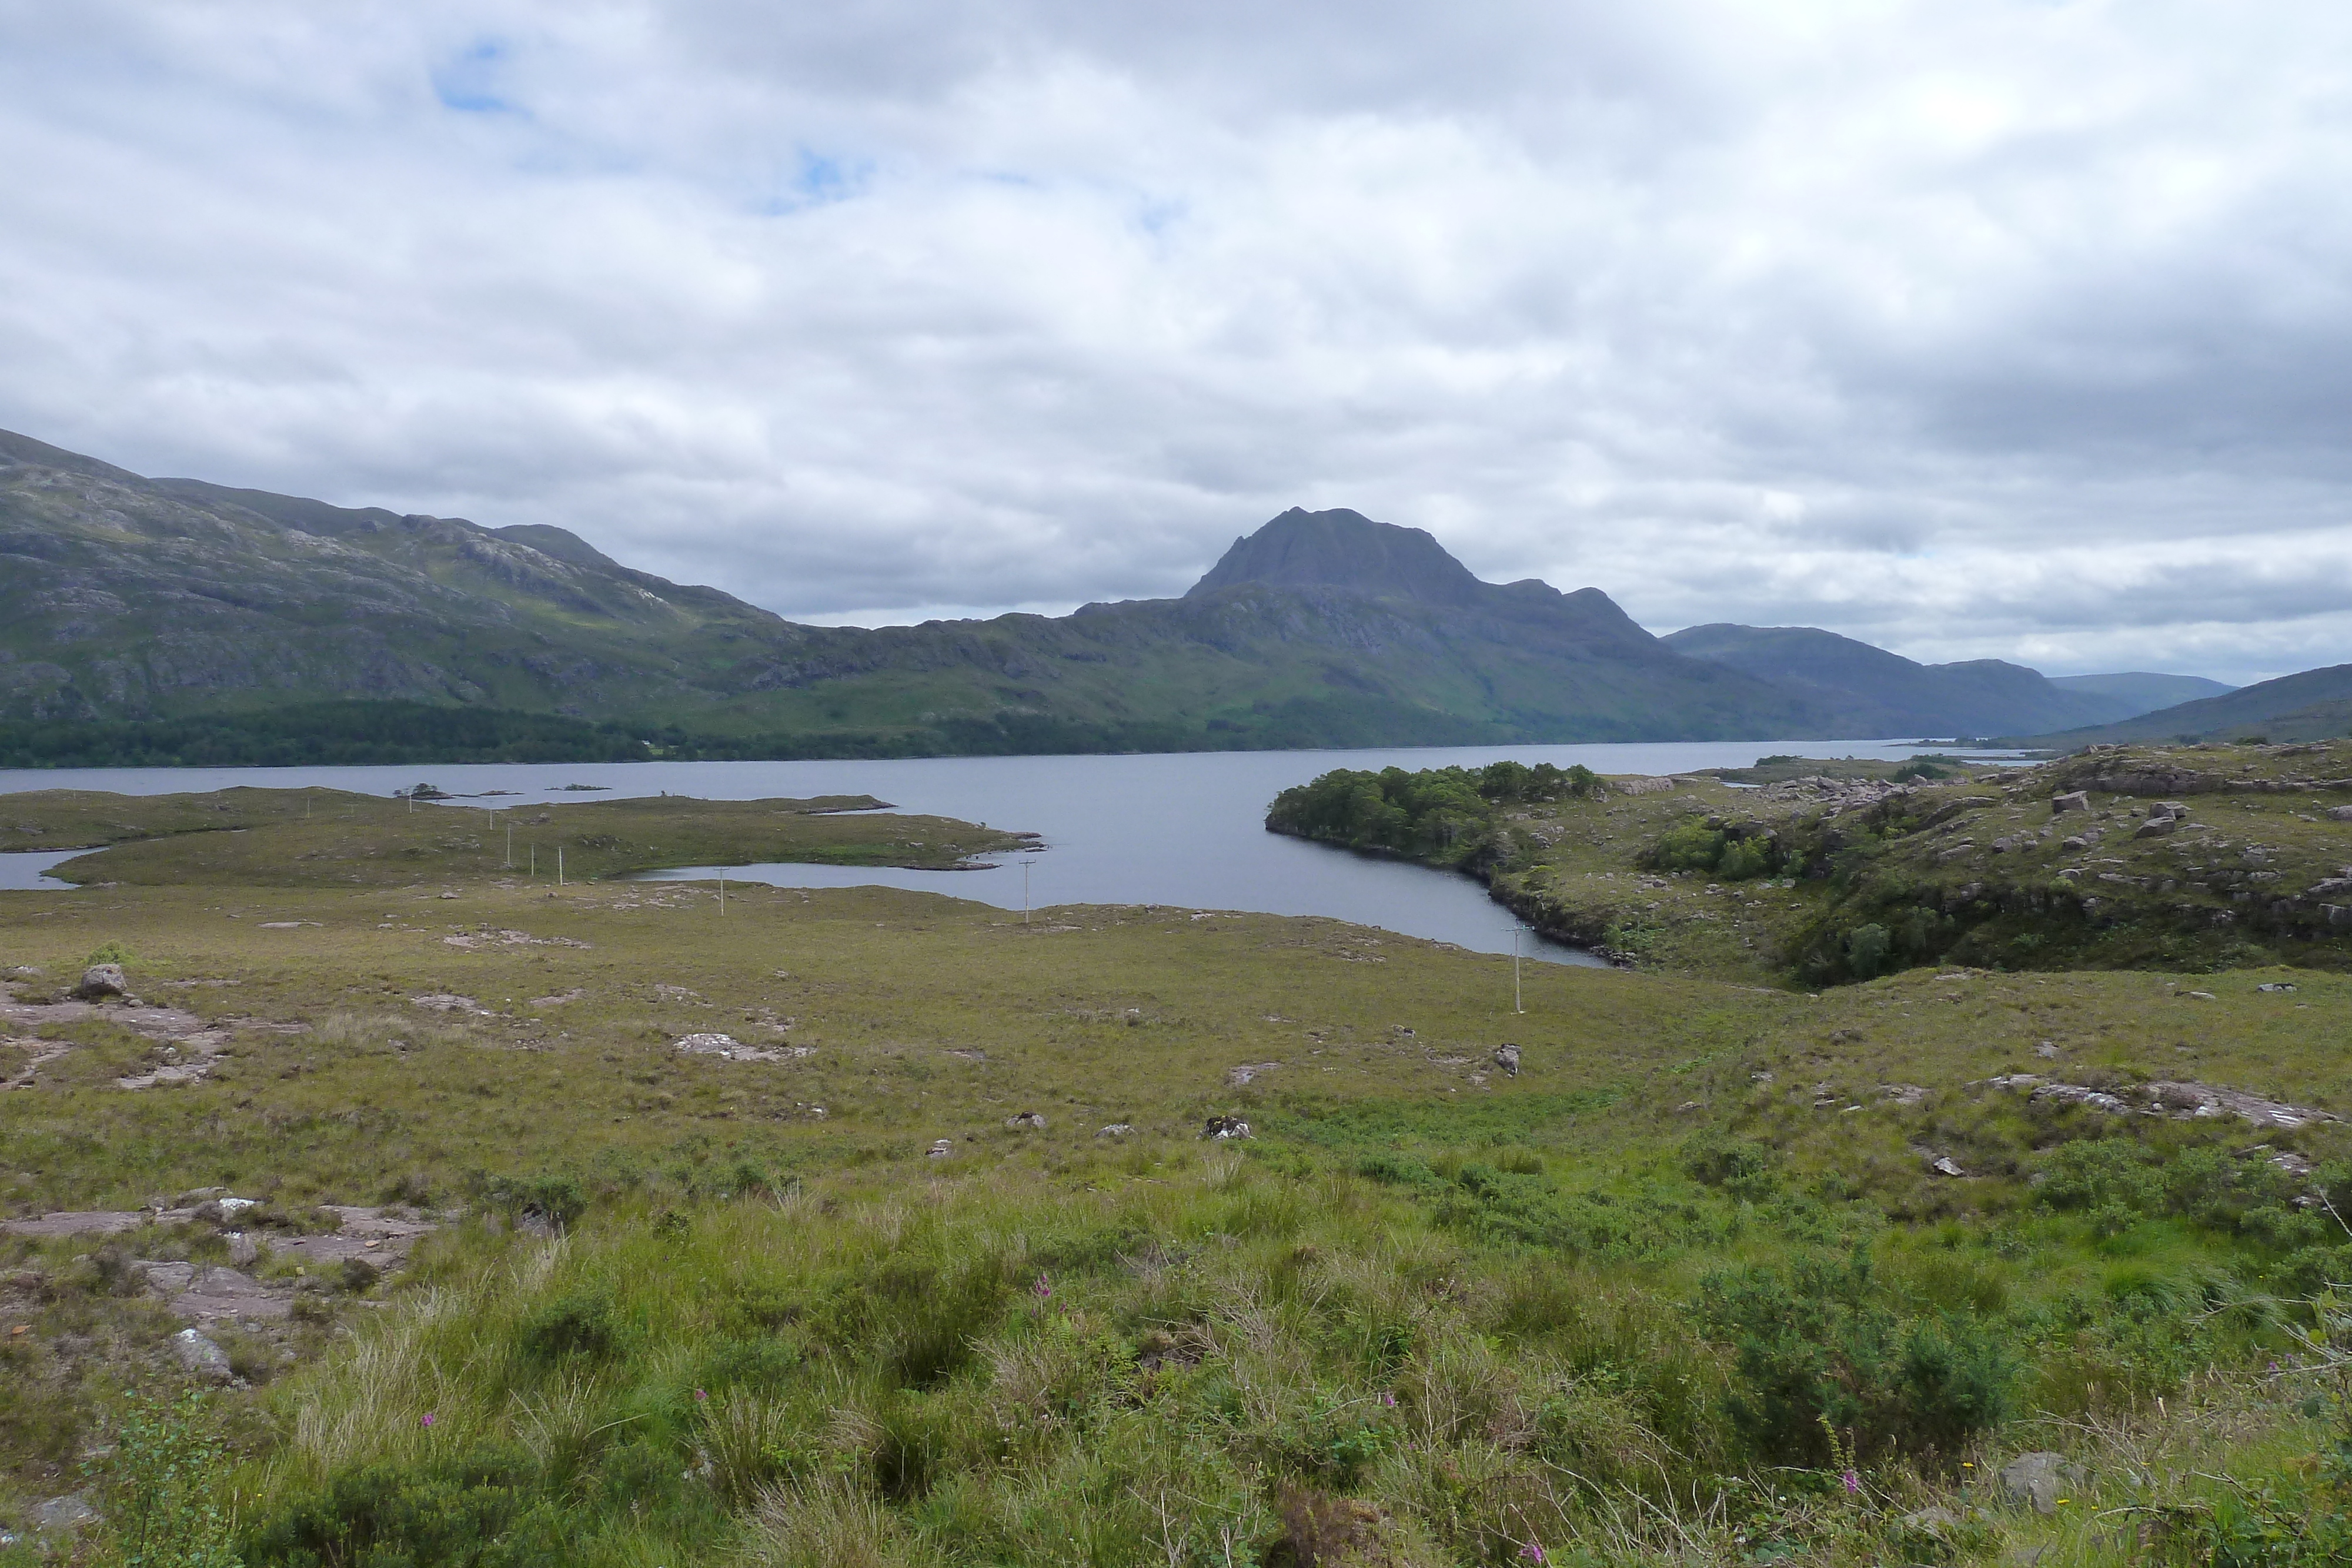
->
xmin=4 ymin=2 xmax=2348 ymax=683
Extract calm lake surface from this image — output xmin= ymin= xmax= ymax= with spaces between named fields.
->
xmin=0 ymin=740 xmax=1957 ymax=961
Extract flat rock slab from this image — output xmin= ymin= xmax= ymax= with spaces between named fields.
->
xmin=443 ymin=930 xmax=591 ymax=950
xmin=2141 ymin=1080 xmax=2337 ymax=1129
xmin=272 ymin=1206 xmax=436 ymax=1265
xmin=1 ymin=1210 xmax=147 ymax=1237
xmin=172 ymin=1266 xmax=290 ymax=1322
xmin=0 ymin=996 xmax=211 ymax=1038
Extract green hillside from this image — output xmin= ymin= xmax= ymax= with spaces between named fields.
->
xmin=2019 ymin=663 xmax=2352 ymax=747
xmin=0 ymin=431 xmax=1839 ymax=755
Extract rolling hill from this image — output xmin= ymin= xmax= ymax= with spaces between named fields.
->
xmin=2017 ymin=663 xmax=2352 ymax=746
xmin=2047 ymin=670 xmax=2234 ymax=712
xmin=1659 ymin=623 xmax=2141 ymax=735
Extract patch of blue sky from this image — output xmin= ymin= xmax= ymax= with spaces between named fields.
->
xmin=1135 ymin=197 xmax=1188 ymax=236
xmin=754 ymin=149 xmax=874 ymax=215
xmin=432 ymin=38 xmax=523 ymax=116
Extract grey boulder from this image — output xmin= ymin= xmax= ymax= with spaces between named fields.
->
xmin=75 ymin=963 xmax=128 ymax=999
xmin=34 ymin=1493 xmax=99 ymax=1535
xmin=1997 ymin=1451 xmax=2079 ymax=1514
xmin=172 ymin=1326 xmax=233 ymax=1383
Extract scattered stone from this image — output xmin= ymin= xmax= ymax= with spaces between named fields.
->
xmin=409 ymin=993 xmax=492 ymax=1014
xmin=2184 ymin=990 xmax=2217 ymax=1001
xmin=1930 ymin=1156 xmax=1967 ymax=1178
xmin=2050 ymin=791 xmax=2090 ymax=813
xmin=1899 ymin=1505 xmax=1962 ymax=1536
xmin=2134 ymin=816 xmax=2177 ymax=838
xmin=1998 ymin=1452 xmax=2078 ymax=1514
xmin=1750 ymin=1071 xmax=1774 ymax=1085
xmin=2140 ymin=1081 xmax=2337 ymax=1129
xmin=1879 ymin=1084 xmax=1926 ymax=1106
xmin=74 ymin=964 xmax=127 ymax=1000
xmin=172 ymin=1326 xmax=233 ymax=1382
xmin=2035 ymin=1042 xmax=2062 ymax=1059
xmin=1494 ymin=1043 xmax=1521 ymax=1077
xmin=443 ymin=930 xmax=592 ymax=950
xmin=1202 ymin=1115 xmax=1252 ymax=1139
xmin=2256 ymin=981 xmax=2297 ymax=992
xmin=926 ymin=1139 xmax=954 ymax=1159
xmin=1224 ymin=1062 xmax=1281 ymax=1086
xmin=1096 ymin=1123 xmax=1135 ymax=1138
xmin=673 ymin=1033 xmax=803 ymax=1062
xmin=943 ymin=1048 xmax=987 ymax=1061
xmin=135 ymin=1260 xmax=196 ymax=1295
xmin=2328 ymin=805 xmax=2352 ymax=822
xmin=1004 ymin=1111 xmax=1047 ymax=1131
xmin=33 ymin=1493 xmax=98 ymax=1536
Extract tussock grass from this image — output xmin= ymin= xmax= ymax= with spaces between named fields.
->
xmin=220 ymin=1152 xmax=2347 ymax=1566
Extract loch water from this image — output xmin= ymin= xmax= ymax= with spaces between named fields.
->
xmin=0 ymin=739 xmax=1955 ymax=962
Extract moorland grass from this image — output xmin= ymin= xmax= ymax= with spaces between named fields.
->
xmin=1 ymin=783 xmax=2349 ymax=1563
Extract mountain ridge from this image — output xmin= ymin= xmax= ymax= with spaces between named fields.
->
xmin=0 ymin=427 xmax=2233 ymax=756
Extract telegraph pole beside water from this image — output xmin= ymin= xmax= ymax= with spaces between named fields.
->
xmin=1021 ymin=857 xmax=1034 ymax=925
xmin=1512 ymin=923 xmax=1526 ymax=1014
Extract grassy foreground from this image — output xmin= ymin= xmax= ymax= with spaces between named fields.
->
xmin=1 ymin=783 xmax=2348 ymax=1564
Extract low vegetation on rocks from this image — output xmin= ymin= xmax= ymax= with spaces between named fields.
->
xmin=1275 ymin=740 xmax=2352 ymax=989
xmin=0 ymin=773 xmax=2347 ymax=1563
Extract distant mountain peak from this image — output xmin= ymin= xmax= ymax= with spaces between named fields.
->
xmin=1186 ymin=506 xmax=1487 ymax=606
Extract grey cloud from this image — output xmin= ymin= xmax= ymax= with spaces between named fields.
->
xmin=2 ymin=1 xmax=2350 ymax=690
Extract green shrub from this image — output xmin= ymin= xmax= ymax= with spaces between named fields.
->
xmin=1649 ymin=821 xmax=1726 ymax=872
xmin=1696 ymin=1250 xmax=2014 ymax=1465
xmin=519 ymin=1286 xmax=627 ymax=1363
xmin=245 ymin=1448 xmax=561 ymax=1567
xmin=1845 ymin=922 xmax=1892 ymax=978
xmin=1682 ymin=1132 xmax=1779 ymax=1195
xmin=94 ymin=1389 xmax=242 ymax=1568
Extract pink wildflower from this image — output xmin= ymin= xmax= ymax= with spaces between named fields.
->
xmin=1519 ymin=1545 xmax=1546 ymax=1563
xmin=420 ymin=1413 xmax=435 ymax=1428
xmin=694 ymin=1389 xmax=708 ymax=1402
xmin=1381 ymin=1392 xmax=1396 ymax=1408
xmin=1842 ymin=1469 xmax=1860 ymax=1496
xmin=1034 ymin=1273 xmax=1052 ymax=1299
